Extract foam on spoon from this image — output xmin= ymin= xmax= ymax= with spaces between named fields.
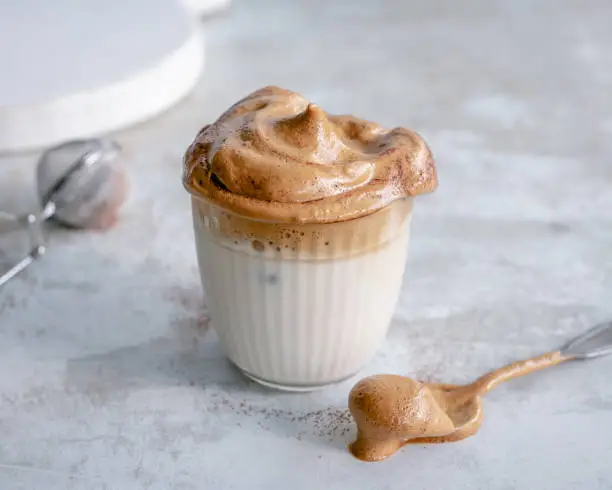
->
xmin=348 ymin=351 xmax=567 ymax=462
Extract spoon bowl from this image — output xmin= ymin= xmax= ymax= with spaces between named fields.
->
xmin=348 ymin=377 xmax=483 ymax=461
xmin=407 ymin=383 xmax=483 ymax=445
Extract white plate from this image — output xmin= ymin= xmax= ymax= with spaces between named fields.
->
xmin=0 ymin=0 xmax=204 ymax=153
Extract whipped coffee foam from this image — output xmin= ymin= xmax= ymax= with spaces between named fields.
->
xmin=183 ymin=86 xmax=437 ymax=224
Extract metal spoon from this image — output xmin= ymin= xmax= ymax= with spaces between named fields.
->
xmin=0 ymin=138 xmax=125 ymax=287
xmin=349 ymin=320 xmax=612 ymax=461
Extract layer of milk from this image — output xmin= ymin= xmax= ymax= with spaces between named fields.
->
xmin=193 ymin=221 xmax=410 ymax=388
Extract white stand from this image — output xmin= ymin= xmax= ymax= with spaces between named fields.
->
xmin=0 ymin=0 xmax=204 ymax=154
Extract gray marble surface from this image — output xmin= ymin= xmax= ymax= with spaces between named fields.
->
xmin=1 ymin=0 xmax=612 ymax=488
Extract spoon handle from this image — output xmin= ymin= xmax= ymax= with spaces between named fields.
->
xmin=560 ymin=321 xmax=612 ymax=359
xmin=458 ymin=322 xmax=612 ymax=398
xmin=466 ymin=351 xmax=568 ymax=396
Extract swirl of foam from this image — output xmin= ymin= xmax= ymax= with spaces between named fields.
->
xmin=183 ymin=86 xmax=437 ymax=223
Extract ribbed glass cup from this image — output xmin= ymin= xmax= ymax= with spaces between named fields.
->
xmin=191 ymin=196 xmax=413 ymax=391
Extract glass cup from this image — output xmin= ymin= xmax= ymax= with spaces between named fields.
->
xmin=190 ymin=194 xmax=413 ymax=391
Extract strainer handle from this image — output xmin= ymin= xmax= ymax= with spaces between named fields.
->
xmin=0 ymin=209 xmax=48 ymax=288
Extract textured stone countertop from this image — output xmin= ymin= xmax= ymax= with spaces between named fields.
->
xmin=1 ymin=0 xmax=612 ymax=488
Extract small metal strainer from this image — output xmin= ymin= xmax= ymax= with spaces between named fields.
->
xmin=0 ymin=138 xmax=125 ymax=287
